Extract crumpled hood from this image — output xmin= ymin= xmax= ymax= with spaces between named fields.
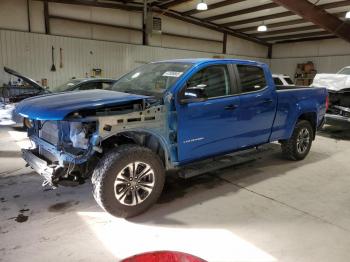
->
xmin=15 ymin=90 xmax=149 ymax=120
xmin=312 ymin=73 xmax=350 ymax=91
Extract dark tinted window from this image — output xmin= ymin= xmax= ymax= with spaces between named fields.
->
xmin=78 ymin=82 xmax=101 ymax=90
xmin=184 ymin=65 xmax=230 ymax=99
xmin=273 ymin=77 xmax=283 ymax=85
xmin=237 ymin=65 xmax=266 ymax=93
xmin=284 ymin=77 xmax=294 ymax=85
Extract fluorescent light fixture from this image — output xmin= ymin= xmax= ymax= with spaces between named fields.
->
xmin=257 ymin=24 xmax=268 ymax=32
xmin=197 ymin=0 xmax=208 ymax=11
xmin=346 ymin=11 xmax=350 ymax=19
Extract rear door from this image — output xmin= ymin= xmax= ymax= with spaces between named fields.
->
xmin=234 ymin=64 xmax=277 ymax=148
xmin=176 ymin=64 xmax=241 ymax=163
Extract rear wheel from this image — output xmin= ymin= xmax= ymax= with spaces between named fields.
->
xmin=281 ymin=120 xmax=313 ymax=160
xmin=91 ymin=145 xmax=165 ymax=218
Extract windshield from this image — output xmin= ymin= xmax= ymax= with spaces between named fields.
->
xmin=338 ymin=67 xmax=350 ymax=75
xmin=110 ymin=62 xmax=192 ymax=98
xmin=50 ymin=79 xmax=84 ymax=93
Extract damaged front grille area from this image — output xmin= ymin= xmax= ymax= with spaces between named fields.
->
xmin=30 ymin=120 xmax=95 ymax=164
xmin=39 ymin=121 xmax=60 ymax=145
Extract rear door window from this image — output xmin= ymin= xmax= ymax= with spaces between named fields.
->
xmin=237 ymin=65 xmax=266 ymax=93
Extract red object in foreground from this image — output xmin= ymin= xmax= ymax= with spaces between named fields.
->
xmin=121 ymin=251 xmax=207 ymax=262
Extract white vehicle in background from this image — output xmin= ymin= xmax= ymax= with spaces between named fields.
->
xmin=312 ymin=66 xmax=350 ymax=91
xmin=272 ymin=74 xmax=295 ymax=86
xmin=312 ymin=66 xmax=350 ymax=126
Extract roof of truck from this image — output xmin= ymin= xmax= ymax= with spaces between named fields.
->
xmin=155 ymin=58 xmax=265 ymax=66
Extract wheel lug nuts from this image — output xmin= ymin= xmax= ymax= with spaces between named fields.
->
xmin=129 ymin=178 xmax=133 ymax=181
xmin=127 ymin=183 xmax=131 ymax=186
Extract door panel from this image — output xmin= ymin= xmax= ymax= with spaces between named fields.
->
xmin=176 ymin=64 xmax=240 ymax=163
xmin=177 ymin=96 xmax=240 ymax=163
xmin=235 ymin=65 xmax=276 ymax=148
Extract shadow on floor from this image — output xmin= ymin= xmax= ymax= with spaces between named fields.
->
xmin=0 ymin=151 xmax=22 ymax=158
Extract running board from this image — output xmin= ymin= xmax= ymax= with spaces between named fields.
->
xmin=178 ymin=144 xmax=273 ymax=179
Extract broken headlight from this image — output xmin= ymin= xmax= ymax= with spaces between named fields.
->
xmin=69 ymin=122 xmax=96 ymax=150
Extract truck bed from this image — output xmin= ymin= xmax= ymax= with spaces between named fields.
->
xmin=269 ymin=86 xmax=327 ymax=141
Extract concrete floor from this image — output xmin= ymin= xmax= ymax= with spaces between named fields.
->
xmin=1 ymin=125 xmax=350 ymax=262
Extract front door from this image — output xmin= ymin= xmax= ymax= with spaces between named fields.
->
xmin=176 ymin=64 xmax=240 ymax=164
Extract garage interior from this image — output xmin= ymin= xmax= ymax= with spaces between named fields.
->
xmin=1 ymin=0 xmax=350 ymax=261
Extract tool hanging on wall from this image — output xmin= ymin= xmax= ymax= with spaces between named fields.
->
xmin=59 ymin=48 xmax=63 ymax=68
xmin=50 ymin=46 xmax=56 ymax=72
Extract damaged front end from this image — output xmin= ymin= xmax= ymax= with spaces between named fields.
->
xmin=24 ymin=120 xmax=99 ymax=187
xmin=326 ymin=89 xmax=350 ymax=126
xmin=20 ymin=93 xmax=173 ymax=187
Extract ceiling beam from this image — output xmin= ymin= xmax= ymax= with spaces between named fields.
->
xmin=221 ymin=11 xmax=293 ymax=27
xmin=263 ymin=31 xmax=332 ymax=42
xmin=157 ymin=0 xmax=192 ymax=9
xmin=39 ymin=0 xmax=143 ymax=11
xmin=275 ymin=35 xmax=338 ymax=44
xmin=205 ymin=3 xmax=278 ymax=21
xmin=35 ymin=0 xmax=269 ymax=46
xmin=239 ymin=11 xmax=347 ymax=32
xmin=183 ymin=0 xmax=246 ymax=16
xmin=271 ymin=0 xmax=350 ymax=43
xmin=152 ymin=6 xmax=269 ymax=46
xmin=240 ymin=19 xmax=307 ymax=32
xmin=220 ymin=1 xmax=350 ymax=28
xmin=252 ymin=25 xmax=319 ymax=37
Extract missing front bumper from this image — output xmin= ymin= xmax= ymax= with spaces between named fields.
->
xmin=22 ymin=149 xmax=57 ymax=185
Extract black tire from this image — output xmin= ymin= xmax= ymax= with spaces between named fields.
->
xmin=91 ymin=144 xmax=165 ymax=218
xmin=281 ymin=120 xmax=313 ymax=161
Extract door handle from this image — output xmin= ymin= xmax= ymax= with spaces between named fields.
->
xmin=261 ymin=99 xmax=273 ymax=104
xmin=224 ymin=104 xmax=238 ymax=110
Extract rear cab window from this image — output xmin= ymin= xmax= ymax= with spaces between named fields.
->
xmin=284 ymin=77 xmax=294 ymax=85
xmin=237 ymin=65 xmax=267 ymax=93
xmin=273 ymin=77 xmax=283 ymax=86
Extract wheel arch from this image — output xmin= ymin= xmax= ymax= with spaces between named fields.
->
xmin=101 ymin=130 xmax=173 ymax=169
xmin=297 ymin=112 xmax=317 ymax=139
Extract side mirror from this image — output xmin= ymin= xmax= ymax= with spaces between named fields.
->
xmin=179 ymin=84 xmax=207 ymax=104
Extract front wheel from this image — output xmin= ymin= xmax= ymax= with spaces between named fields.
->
xmin=281 ymin=120 xmax=313 ymax=160
xmin=91 ymin=145 xmax=165 ymax=218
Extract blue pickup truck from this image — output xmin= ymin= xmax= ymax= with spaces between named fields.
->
xmin=16 ymin=59 xmax=328 ymax=217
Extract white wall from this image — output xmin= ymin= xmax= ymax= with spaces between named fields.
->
xmin=270 ymin=38 xmax=350 ymax=78
xmin=0 ymin=0 xmax=269 ymax=57
xmin=0 ymin=0 xmax=270 ymax=87
xmin=0 ymin=29 xmax=269 ymax=87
